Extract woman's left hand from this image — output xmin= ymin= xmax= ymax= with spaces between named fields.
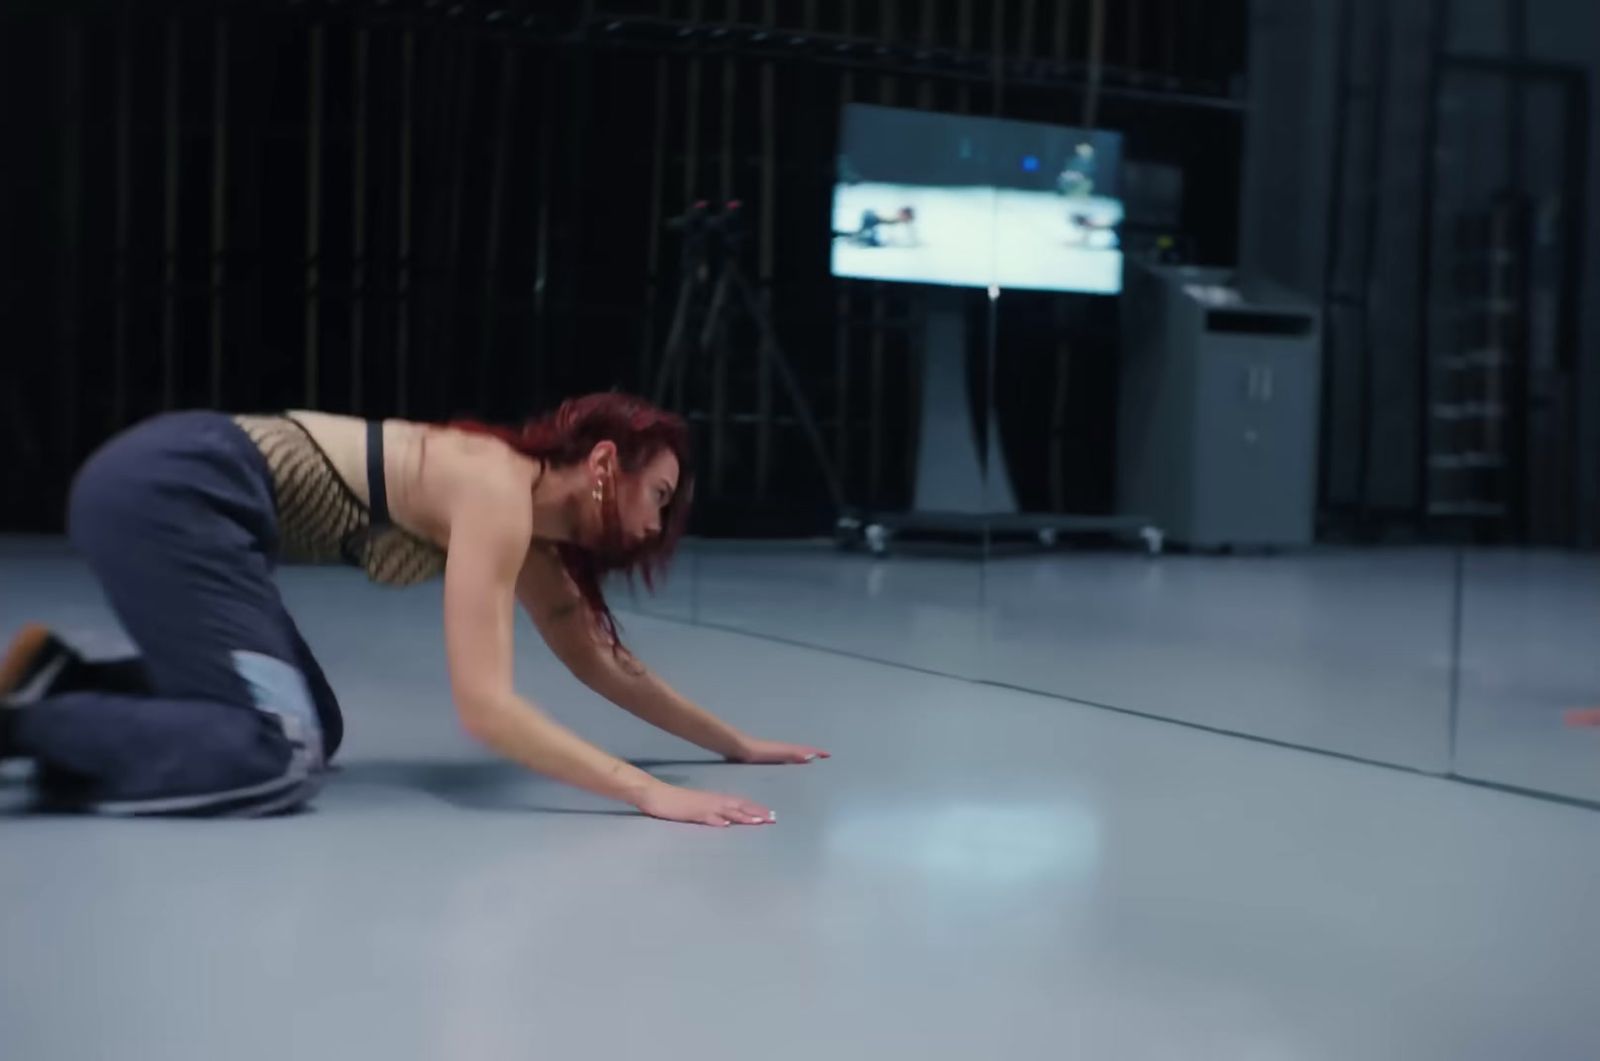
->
xmin=728 ymin=738 xmax=831 ymax=765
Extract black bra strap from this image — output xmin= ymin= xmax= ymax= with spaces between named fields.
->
xmin=366 ymin=420 xmax=390 ymax=527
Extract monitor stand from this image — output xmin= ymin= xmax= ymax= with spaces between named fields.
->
xmin=838 ymin=287 xmax=1163 ymax=556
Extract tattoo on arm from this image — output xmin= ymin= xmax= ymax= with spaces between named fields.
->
xmin=544 ymin=594 xmax=647 ymax=678
xmin=545 ymin=599 xmax=582 ymax=624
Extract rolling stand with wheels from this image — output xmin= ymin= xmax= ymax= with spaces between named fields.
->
xmin=836 ymin=287 xmax=1163 ymax=557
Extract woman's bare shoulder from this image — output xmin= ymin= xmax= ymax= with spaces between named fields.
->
xmin=436 ymin=436 xmax=536 ymax=504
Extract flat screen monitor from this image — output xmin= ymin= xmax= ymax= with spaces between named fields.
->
xmin=831 ymin=103 xmax=1126 ymax=295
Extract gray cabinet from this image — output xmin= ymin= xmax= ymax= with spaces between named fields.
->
xmin=1118 ymin=262 xmax=1321 ymax=548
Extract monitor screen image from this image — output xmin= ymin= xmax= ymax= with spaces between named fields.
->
xmin=831 ymin=103 xmax=1125 ymax=295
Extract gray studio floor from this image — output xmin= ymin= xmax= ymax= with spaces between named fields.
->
xmin=683 ymin=540 xmax=1600 ymax=800
xmin=4 ymin=536 xmax=1600 ymax=1061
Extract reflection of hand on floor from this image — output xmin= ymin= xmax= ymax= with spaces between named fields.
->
xmin=1564 ymin=707 xmax=1600 ymax=727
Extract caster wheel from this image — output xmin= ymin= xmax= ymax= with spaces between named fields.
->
xmin=864 ymin=524 xmax=890 ymax=556
xmin=1037 ymin=528 xmax=1059 ymax=548
xmin=1140 ymin=526 xmax=1165 ymax=556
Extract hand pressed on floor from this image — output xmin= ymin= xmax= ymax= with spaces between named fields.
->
xmin=636 ymin=784 xmax=776 ymax=827
xmin=727 ymin=738 xmax=831 ymax=765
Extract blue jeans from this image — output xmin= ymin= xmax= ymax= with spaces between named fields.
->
xmin=11 ymin=411 xmax=343 ymax=816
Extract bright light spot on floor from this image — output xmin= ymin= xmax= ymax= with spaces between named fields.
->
xmin=829 ymin=801 xmax=1101 ymax=886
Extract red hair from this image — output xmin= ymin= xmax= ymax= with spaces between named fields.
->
xmin=453 ymin=392 xmax=694 ymax=653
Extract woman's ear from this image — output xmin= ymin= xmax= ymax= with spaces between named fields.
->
xmin=589 ymin=440 xmax=619 ymax=477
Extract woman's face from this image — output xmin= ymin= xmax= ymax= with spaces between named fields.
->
xmin=584 ymin=444 xmax=680 ymax=554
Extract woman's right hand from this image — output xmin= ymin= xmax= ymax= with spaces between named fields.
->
xmin=635 ymin=784 xmax=776 ymax=827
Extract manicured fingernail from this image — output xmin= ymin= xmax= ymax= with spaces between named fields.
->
xmin=804 ymin=754 xmax=817 ymax=762
xmin=768 ymin=812 xmax=777 ymax=822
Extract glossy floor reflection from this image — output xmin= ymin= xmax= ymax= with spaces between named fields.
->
xmin=982 ymin=547 xmax=1460 ymax=770
xmin=3 ymin=538 xmax=1599 ymax=1061
xmin=690 ymin=540 xmax=986 ymax=676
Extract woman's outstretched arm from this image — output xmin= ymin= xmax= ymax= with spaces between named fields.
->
xmin=444 ymin=469 xmax=775 ymax=825
xmin=518 ymin=550 xmax=830 ymax=766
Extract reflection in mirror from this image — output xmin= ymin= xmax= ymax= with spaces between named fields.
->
xmin=1457 ymin=551 xmax=1600 ymax=803
xmin=1442 ymin=63 xmax=1599 ymax=804
xmin=985 ymin=263 xmax=1459 ymax=768
xmin=689 ymin=276 xmax=987 ymax=677
xmin=980 ymin=65 xmax=1463 ymax=771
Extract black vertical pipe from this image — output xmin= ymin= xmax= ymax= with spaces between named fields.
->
xmin=1127 ymin=0 xmax=1142 ymax=73
xmin=834 ymin=0 xmax=854 ymax=496
xmin=210 ymin=16 xmax=230 ymax=409
xmin=440 ymin=38 xmax=472 ymax=414
xmin=710 ymin=0 xmax=737 ymax=496
xmin=111 ymin=4 xmax=133 ymax=429
xmin=639 ymin=0 xmax=670 ymax=396
xmin=1506 ymin=0 xmax=1528 ymax=540
xmin=909 ymin=2 xmax=938 ymax=504
xmin=987 ymin=0 xmax=1006 ymax=519
xmin=755 ymin=0 xmax=778 ymax=499
xmin=351 ymin=25 xmax=370 ymax=413
xmin=1506 ymin=0 xmax=1526 ymax=190
xmin=993 ymin=0 xmax=1007 ymax=109
xmin=868 ymin=0 xmax=899 ymax=507
xmin=1084 ymin=0 xmax=1105 ymax=129
xmin=1163 ymin=0 xmax=1180 ymax=79
xmin=161 ymin=17 xmax=182 ymax=410
xmin=56 ymin=17 xmax=84 ymax=467
xmin=479 ymin=45 xmax=518 ymax=416
xmin=562 ymin=18 xmax=597 ymax=410
xmin=957 ymin=0 xmax=972 ymax=113
xmin=1415 ymin=0 xmax=1450 ymax=527
xmin=1054 ymin=0 xmax=1072 ymax=63
xmin=396 ymin=27 xmax=416 ymax=416
xmin=719 ymin=0 xmax=736 ymax=199
xmin=675 ymin=0 xmax=705 ymax=412
xmin=917 ymin=0 xmax=936 ymax=109
xmin=683 ymin=0 xmax=703 ymax=203
xmin=1019 ymin=0 xmax=1037 ymax=60
xmin=1318 ymin=0 xmax=1355 ymax=515
xmin=1354 ymin=2 xmax=1392 ymax=522
xmin=1557 ymin=73 xmax=1588 ymax=544
xmin=532 ymin=57 xmax=555 ymax=409
xmin=304 ymin=24 xmax=325 ymax=409
xmin=1048 ymin=303 xmax=1071 ymax=511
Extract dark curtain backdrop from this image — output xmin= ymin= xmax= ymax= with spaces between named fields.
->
xmin=0 ymin=0 xmax=1248 ymax=533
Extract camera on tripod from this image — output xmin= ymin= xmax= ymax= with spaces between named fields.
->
xmin=664 ymin=199 xmax=748 ymax=243
xmin=653 ymin=197 xmax=846 ymax=513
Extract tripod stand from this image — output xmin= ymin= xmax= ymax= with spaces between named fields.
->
xmin=652 ymin=200 xmax=846 ymax=512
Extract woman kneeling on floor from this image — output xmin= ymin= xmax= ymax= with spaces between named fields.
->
xmin=0 ymin=393 xmax=826 ymax=822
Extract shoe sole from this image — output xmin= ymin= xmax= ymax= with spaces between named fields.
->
xmin=0 ymin=624 xmax=61 ymax=702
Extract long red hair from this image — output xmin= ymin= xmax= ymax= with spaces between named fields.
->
xmin=453 ymin=392 xmax=694 ymax=652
